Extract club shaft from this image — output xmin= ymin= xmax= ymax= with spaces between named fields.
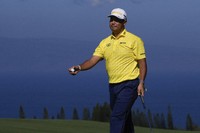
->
xmin=139 ymin=95 xmax=153 ymax=133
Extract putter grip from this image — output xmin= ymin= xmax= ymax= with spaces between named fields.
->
xmin=140 ymin=95 xmax=145 ymax=104
xmin=140 ymin=95 xmax=146 ymax=109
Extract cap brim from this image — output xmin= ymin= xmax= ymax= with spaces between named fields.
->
xmin=108 ymin=15 xmax=115 ymax=17
xmin=108 ymin=15 xmax=124 ymax=20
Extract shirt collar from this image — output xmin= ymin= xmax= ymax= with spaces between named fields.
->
xmin=111 ymin=29 xmax=127 ymax=39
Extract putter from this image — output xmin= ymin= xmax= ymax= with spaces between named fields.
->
xmin=139 ymin=95 xmax=153 ymax=133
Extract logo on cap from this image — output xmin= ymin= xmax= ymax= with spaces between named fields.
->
xmin=108 ymin=8 xmax=127 ymax=21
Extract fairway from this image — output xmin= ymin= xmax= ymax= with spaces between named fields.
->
xmin=0 ymin=119 xmax=199 ymax=133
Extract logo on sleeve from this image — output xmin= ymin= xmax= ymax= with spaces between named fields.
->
xmin=106 ymin=43 xmax=111 ymax=47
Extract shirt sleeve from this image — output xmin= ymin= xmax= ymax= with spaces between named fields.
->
xmin=93 ymin=40 xmax=104 ymax=58
xmin=136 ymin=39 xmax=146 ymax=60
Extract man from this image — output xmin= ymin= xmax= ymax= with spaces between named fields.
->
xmin=68 ymin=8 xmax=147 ymax=133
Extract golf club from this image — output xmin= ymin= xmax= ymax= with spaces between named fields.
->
xmin=139 ymin=94 xmax=153 ymax=133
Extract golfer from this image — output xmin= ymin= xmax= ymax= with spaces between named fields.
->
xmin=69 ymin=8 xmax=147 ymax=133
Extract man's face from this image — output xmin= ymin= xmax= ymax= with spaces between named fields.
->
xmin=109 ymin=16 xmax=126 ymax=34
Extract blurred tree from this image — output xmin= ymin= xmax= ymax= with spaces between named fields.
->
xmin=72 ymin=107 xmax=79 ymax=120
xmin=161 ymin=113 xmax=166 ymax=129
xmin=101 ymin=102 xmax=111 ymax=122
xmin=167 ymin=105 xmax=174 ymax=129
xmin=43 ymin=107 xmax=49 ymax=119
xmin=153 ymin=113 xmax=161 ymax=128
xmin=133 ymin=109 xmax=148 ymax=127
xmin=148 ymin=109 xmax=154 ymax=128
xmin=186 ymin=113 xmax=194 ymax=131
xmin=139 ymin=111 xmax=148 ymax=127
xmin=19 ymin=105 xmax=25 ymax=119
xmin=56 ymin=113 xmax=60 ymax=119
xmin=82 ymin=107 xmax=90 ymax=120
xmin=92 ymin=103 xmax=100 ymax=121
xmin=60 ymin=106 xmax=66 ymax=119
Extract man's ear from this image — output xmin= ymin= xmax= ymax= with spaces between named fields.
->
xmin=124 ymin=21 xmax=127 ymax=26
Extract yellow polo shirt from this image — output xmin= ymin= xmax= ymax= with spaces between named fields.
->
xmin=93 ymin=29 xmax=146 ymax=83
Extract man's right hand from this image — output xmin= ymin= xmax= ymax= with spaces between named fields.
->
xmin=68 ymin=65 xmax=81 ymax=75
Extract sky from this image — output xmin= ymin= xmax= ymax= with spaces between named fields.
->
xmin=1 ymin=0 xmax=200 ymax=79
xmin=0 ymin=0 xmax=200 ymax=127
xmin=1 ymin=0 xmax=199 ymax=41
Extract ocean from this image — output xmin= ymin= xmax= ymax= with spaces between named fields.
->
xmin=0 ymin=72 xmax=199 ymax=129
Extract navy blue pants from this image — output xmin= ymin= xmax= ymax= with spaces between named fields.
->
xmin=109 ymin=79 xmax=139 ymax=133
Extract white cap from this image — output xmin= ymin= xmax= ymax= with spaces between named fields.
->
xmin=108 ymin=8 xmax=127 ymax=21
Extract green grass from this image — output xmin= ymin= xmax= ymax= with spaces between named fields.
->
xmin=0 ymin=119 xmax=199 ymax=133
